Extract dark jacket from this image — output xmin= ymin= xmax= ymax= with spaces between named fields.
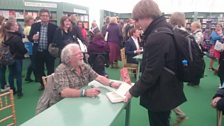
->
xmin=72 ymin=23 xmax=87 ymax=45
xmin=28 ymin=22 xmax=58 ymax=54
xmin=129 ymin=16 xmax=186 ymax=112
xmin=5 ymin=32 xmax=27 ymax=59
xmin=88 ymin=39 xmax=109 ymax=54
xmin=125 ymin=37 xmax=138 ymax=64
xmin=53 ymin=28 xmax=77 ymax=50
xmin=107 ymin=23 xmax=122 ymax=44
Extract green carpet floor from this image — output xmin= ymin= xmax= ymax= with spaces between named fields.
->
xmin=1 ymin=56 xmax=221 ymax=126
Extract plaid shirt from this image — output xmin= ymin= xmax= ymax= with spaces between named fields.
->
xmin=36 ymin=63 xmax=98 ymax=114
xmin=38 ymin=24 xmax=48 ymax=51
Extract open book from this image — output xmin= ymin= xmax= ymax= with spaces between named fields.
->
xmin=106 ymin=82 xmax=132 ymax=103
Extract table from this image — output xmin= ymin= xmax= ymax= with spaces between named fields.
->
xmin=133 ymin=54 xmax=143 ymax=80
xmin=20 ymin=81 xmax=131 ymax=126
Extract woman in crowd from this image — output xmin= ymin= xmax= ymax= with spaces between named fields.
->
xmin=77 ymin=21 xmax=88 ymax=42
xmin=88 ymin=32 xmax=109 ymax=77
xmin=106 ymin=16 xmax=122 ymax=68
xmin=23 ymin=15 xmax=37 ymax=82
xmin=0 ymin=19 xmax=27 ymax=97
xmin=53 ymin=16 xmax=76 ymax=54
xmin=0 ymin=15 xmax=7 ymax=90
xmin=209 ymin=23 xmax=223 ymax=72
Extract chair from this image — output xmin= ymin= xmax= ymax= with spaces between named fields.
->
xmin=217 ymin=110 xmax=222 ymax=126
xmin=120 ymin=48 xmax=138 ymax=77
xmin=42 ymin=73 xmax=55 ymax=87
xmin=0 ymin=89 xmax=16 ymax=126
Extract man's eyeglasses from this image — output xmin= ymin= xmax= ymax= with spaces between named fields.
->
xmin=40 ymin=15 xmax=49 ymax=17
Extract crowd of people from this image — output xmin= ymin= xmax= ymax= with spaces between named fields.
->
xmin=1 ymin=0 xmax=224 ymax=125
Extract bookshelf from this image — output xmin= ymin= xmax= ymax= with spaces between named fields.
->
xmin=0 ymin=0 xmax=89 ymax=27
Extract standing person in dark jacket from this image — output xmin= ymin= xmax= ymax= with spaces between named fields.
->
xmin=53 ymin=16 xmax=76 ymax=51
xmin=0 ymin=20 xmax=27 ymax=97
xmin=124 ymin=0 xmax=186 ymax=126
xmin=69 ymin=15 xmax=87 ymax=45
xmin=88 ymin=32 xmax=109 ymax=76
xmin=107 ymin=17 xmax=122 ymax=68
xmin=28 ymin=9 xmax=58 ymax=91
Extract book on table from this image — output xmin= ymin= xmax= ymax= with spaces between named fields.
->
xmin=106 ymin=82 xmax=132 ymax=103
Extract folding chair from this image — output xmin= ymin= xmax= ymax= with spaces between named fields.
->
xmin=0 ymin=89 xmax=16 ymax=126
xmin=217 ymin=110 xmax=223 ymax=126
xmin=42 ymin=73 xmax=55 ymax=88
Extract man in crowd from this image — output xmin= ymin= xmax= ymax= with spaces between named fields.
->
xmin=124 ymin=0 xmax=186 ymax=126
xmin=28 ymin=9 xmax=58 ymax=90
xmin=36 ymin=43 xmax=121 ymax=114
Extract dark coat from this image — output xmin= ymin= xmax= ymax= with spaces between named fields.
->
xmin=125 ymin=37 xmax=138 ymax=64
xmin=5 ymin=32 xmax=27 ymax=59
xmin=72 ymin=23 xmax=87 ymax=45
xmin=129 ymin=16 xmax=186 ymax=112
xmin=28 ymin=22 xmax=58 ymax=54
xmin=53 ymin=28 xmax=77 ymax=50
xmin=107 ymin=23 xmax=122 ymax=44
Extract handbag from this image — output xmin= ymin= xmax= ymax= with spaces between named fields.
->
xmin=48 ymin=43 xmax=59 ymax=57
xmin=214 ymin=40 xmax=224 ymax=52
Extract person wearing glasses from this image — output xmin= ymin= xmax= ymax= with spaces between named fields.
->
xmin=28 ymin=9 xmax=58 ymax=91
xmin=124 ymin=0 xmax=186 ymax=126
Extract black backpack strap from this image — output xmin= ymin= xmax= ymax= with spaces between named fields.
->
xmin=154 ymin=27 xmax=174 ymax=35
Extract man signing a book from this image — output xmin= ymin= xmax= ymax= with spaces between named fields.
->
xmin=36 ymin=43 xmax=121 ymax=114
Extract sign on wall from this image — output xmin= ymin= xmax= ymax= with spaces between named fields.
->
xmin=24 ymin=2 xmax=57 ymax=8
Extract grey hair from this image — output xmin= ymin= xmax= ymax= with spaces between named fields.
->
xmin=132 ymin=0 xmax=161 ymax=20
xmin=169 ymin=12 xmax=186 ymax=27
xmin=60 ymin=43 xmax=80 ymax=64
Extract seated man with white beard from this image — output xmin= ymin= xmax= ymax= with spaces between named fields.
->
xmin=36 ymin=43 xmax=121 ymax=114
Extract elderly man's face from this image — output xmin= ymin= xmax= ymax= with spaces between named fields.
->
xmin=70 ymin=48 xmax=84 ymax=67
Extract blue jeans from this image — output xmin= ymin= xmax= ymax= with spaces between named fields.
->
xmin=8 ymin=60 xmax=23 ymax=93
xmin=0 ymin=65 xmax=7 ymax=89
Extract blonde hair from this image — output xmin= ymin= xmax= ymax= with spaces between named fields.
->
xmin=169 ymin=12 xmax=186 ymax=27
xmin=191 ymin=21 xmax=201 ymax=29
xmin=24 ymin=15 xmax=34 ymax=26
xmin=132 ymin=0 xmax=161 ymax=20
xmin=110 ymin=17 xmax=118 ymax=24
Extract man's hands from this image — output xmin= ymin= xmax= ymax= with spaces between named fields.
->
xmin=135 ymin=48 xmax=143 ymax=54
xmin=124 ymin=91 xmax=132 ymax=102
xmin=110 ymin=82 xmax=121 ymax=89
xmin=32 ymin=32 xmax=39 ymax=42
xmin=211 ymin=97 xmax=222 ymax=108
xmin=85 ymin=88 xmax=101 ymax=97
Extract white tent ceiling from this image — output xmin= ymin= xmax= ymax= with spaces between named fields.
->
xmin=39 ymin=0 xmax=224 ymax=13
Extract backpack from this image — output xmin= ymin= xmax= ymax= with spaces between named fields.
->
xmin=0 ymin=37 xmax=15 ymax=65
xmin=154 ymin=27 xmax=205 ymax=82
